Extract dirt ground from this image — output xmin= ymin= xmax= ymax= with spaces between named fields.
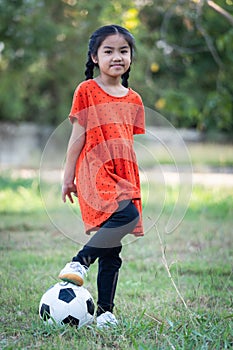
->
xmin=142 ymin=168 xmax=233 ymax=187
xmin=5 ymin=167 xmax=233 ymax=188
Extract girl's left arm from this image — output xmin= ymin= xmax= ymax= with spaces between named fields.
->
xmin=62 ymin=120 xmax=85 ymax=203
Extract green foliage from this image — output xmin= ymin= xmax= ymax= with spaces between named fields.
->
xmin=0 ymin=0 xmax=232 ymax=133
xmin=137 ymin=0 xmax=233 ymax=133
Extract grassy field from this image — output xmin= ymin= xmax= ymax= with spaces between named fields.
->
xmin=0 ymin=167 xmax=233 ymax=349
xmin=134 ymin=139 xmax=233 ymax=169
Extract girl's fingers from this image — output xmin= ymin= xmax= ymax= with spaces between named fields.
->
xmin=68 ymin=193 xmax=74 ymax=203
xmin=62 ymin=185 xmax=77 ymax=203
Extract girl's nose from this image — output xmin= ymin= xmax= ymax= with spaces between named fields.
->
xmin=112 ymin=52 xmax=122 ymax=61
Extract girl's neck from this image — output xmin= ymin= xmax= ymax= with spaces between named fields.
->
xmin=94 ymin=76 xmax=128 ymax=97
xmin=97 ymin=74 xmax=120 ymax=86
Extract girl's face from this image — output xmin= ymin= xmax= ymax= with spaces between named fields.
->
xmin=92 ymin=34 xmax=131 ymax=79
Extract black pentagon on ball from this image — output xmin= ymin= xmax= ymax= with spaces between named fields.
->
xmin=58 ymin=288 xmax=76 ymax=303
xmin=40 ymin=303 xmax=51 ymax=320
xmin=86 ymin=298 xmax=95 ymax=315
xmin=62 ymin=315 xmax=80 ymax=326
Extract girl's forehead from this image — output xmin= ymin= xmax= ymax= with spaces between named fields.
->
xmin=99 ymin=34 xmax=130 ymax=48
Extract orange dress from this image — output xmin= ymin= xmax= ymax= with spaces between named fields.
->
xmin=69 ymin=79 xmax=145 ymax=236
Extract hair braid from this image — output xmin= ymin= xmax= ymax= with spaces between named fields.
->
xmin=121 ymin=66 xmax=131 ymax=88
xmin=85 ymin=52 xmax=95 ymax=80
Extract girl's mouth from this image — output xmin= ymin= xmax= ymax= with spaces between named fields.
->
xmin=110 ymin=64 xmax=124 ymax=68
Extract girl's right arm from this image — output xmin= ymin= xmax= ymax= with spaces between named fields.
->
xmin=62 ymin=119 xmax=85 ymax=203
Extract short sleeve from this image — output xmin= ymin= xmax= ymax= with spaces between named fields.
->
xmin=133 ymin=102 xmax=145 ymax=135
xmin=69 ymin=83 xmax=88 ymax=127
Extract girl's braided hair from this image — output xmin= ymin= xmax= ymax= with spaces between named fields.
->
xmin=84 ymin=25 xmax=135 ymax=88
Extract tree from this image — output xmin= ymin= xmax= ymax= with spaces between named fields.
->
xmin=0 ymin=0 xmax=137 ymax=124
xmin=137 ymin=0 xmax=233 ymax=133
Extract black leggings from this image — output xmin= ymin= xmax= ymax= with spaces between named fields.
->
xmin=72 ymin=200 xmax=139 ymax=314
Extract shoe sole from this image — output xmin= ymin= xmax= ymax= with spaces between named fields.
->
xmin=58 ymin=273 xmax=84 ymax=286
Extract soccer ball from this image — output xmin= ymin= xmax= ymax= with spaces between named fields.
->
xmin=39 ymin=282 xmax=95 ymax=328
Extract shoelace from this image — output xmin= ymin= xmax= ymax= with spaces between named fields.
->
xmin=70 ymin=262 xmax=85 ymax=274
xmin=104 ymin=312 xmax=117 ymax=324
xmin=108 ymin=316 xmax=116 ymax=323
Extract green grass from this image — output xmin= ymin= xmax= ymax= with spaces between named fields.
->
xmin=0 ymin=174 xmax=232 ymax=349
xmin=134 ymin=140 xmax=233 ymax=168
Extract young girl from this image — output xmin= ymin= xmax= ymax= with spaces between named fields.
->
xmin=59 ymin=24 xmax=145 ymax=328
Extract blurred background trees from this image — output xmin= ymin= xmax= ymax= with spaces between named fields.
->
xmin=0 ymin=0 xmax=232 ymax=134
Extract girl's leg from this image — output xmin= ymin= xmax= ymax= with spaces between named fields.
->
xmin=72 ymin=200 xmax=139 ymax=313
xmin=96 ymin=246 xmax=122 ymax=315
xmin=73 ymin=200 xmax=139 ymax=260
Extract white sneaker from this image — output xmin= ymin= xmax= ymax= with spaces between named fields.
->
xmin=58 ymin=262 xmax=88 ymax=286
xmin=97 ymin=311 xmax=118 ymax=329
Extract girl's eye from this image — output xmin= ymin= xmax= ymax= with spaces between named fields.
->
xmin=104 ymin=50 xmax=112 ymax=54
xmin=121 ymin=50 xmax=129 ymax=54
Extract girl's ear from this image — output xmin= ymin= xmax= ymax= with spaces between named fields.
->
xmin=91 ymin=54 xmax=98 ymax=64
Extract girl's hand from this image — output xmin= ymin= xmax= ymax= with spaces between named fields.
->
xmin=62 ymin=183 xmax=77 ymax=203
